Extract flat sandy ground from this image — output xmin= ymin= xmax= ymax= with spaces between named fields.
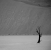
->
xmin=0 ymin=35 xmax=51 ymax=50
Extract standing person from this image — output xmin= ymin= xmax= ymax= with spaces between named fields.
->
xmin=36 ymin=26 xmax=42 ymax=43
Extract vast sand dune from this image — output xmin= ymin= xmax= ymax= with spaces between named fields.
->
xmin=0 ymin=0 xmax=51 ymax=35
xmin=0 ymin=36 xmax=51 ymax=50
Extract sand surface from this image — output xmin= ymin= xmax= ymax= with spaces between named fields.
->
xmin=0 ymin=35 xmax=51 ymax=50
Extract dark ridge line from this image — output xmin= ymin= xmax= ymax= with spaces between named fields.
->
xmin=20 ymin=1 xmax=51 ymax=7
xmin=14 ymin=0 xmax=51 ymax=7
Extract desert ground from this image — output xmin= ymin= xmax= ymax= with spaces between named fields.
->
xmin=0 ymin=35 xmax=51 ymax=50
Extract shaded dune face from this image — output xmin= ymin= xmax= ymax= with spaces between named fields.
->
xmin=0 ymin=0 xmax=51 ymax=35
xmin=14 ymin=0 xmax=51 ymax=7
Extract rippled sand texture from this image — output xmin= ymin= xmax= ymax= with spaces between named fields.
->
xmin=0 ymin=0 xmax=51 ymax=35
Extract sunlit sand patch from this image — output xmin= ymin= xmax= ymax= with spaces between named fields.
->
xmin=0 ymin=35 xmax=51 ymax=50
